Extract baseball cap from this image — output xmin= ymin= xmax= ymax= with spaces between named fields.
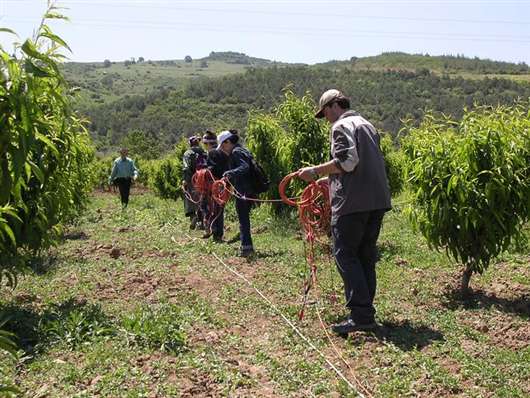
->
xmin=315 ymin=89 xmax=347 ymax=119
xmin=202 ymin=130 xmax=217 ymax=144
xmin=188 ymin=135 xmax=201 ymax=145
xmin=217 ymin=130 xmax=234 ymax=150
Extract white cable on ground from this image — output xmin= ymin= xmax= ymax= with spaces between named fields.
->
xmin=212 ymin=252 xmax=366 ymax=398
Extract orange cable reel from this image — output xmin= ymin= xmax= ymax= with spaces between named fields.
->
xmin=279 ymin=171 xmax=333 ymax=320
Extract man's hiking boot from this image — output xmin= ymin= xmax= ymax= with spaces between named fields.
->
xmin=331 ymin=319 xmax=376 ymax=335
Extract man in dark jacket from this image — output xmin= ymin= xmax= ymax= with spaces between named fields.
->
xmin=298 ymin=89 xmax=391 ymax=334
xmin=202 ymin=130 xmax=230 ymax=242
xmin=183 ymin=136 xmax=207 ymax=230
xmin=217 ymin=130 xmax=256 ymax=257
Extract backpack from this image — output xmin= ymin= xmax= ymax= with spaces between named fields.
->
xmin=249 ymin=157 xmax=270 ymax=194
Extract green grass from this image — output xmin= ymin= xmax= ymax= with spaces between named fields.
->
xmin=0 ymin=190 xmax=528 ymax=396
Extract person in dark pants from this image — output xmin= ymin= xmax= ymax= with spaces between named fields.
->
xmin=297 ymin=89 xmax=391 ymax=334
xmin=108 ymin=148 xmax=139 ymax=208
xmin=183 ymin=136 xmax=207 ymax=230
xmin=217 ymin=130 xmax=256 ymax=257
xmin=200 ymin=130 xmax=222 ymax=239
xmin=206 ymin=146 xmax=230 ymax=242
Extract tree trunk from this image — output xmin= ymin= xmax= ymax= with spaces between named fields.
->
xmin=461 ymin=265 xmax=473 ymax=295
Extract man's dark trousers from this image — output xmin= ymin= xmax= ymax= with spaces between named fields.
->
xmin=235 ymin=198 xmax=253 ymax=250
xmin=332 ymin=209 xmax=385 ymax=324
xmin=211 ymin=203 xmax=224 ymax=240
xmin=114 ymin=177 xmax=132 ymax=206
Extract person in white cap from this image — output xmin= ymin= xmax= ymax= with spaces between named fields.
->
xmin=217 ymin=129 xmax=257 ymax=257
xmin=297 ymin=89 xmax=391 ymax=334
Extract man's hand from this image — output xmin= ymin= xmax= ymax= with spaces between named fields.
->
xmin=222 ymin=171 xmax=234 ymax=180
xmin=297 ymin=167 xmax=317 ymax=182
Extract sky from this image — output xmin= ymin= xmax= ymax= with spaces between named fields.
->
xmin=1 ymin=0 xmax=530 ymax=65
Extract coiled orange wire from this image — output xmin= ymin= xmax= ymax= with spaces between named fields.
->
xmin=279 ymin=172 xmax=332 ymax=319
xmin=279 ymin=172 xmax=331 ymax=239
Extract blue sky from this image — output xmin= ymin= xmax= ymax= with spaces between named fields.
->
xmin=1 ymin=0 xmax=530 ymax=64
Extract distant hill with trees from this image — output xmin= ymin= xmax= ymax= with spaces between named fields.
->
xmin=62 ymin=52 xmax=530 ymax=154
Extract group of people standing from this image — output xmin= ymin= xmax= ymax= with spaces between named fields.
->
xmin=109 ymin=88 xmax=392 ymax=335
xmin=182 ymin=129 xmax=258 ymax=258
xmin=107 ymin=129 xmax=260 ymax=258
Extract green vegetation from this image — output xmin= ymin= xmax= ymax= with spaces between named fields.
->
xmin=86 ymin=66 xmax=530 ymax=153
xmin=0 ymin=190 xmax=527 ymax=396
xmin=403 ymin=103 xmax=530 ymax=292
xmin=1 ymin=8 xmax=528 ymax=397
xmin=61 ymin=51 xmax=530 ymax=153
xmin=329 ymin=52 xmax=530 ymax=76
xmin=246 ymin=91 xmax=329 ymax=208
xmin=150 ymin=137 xmax=188 ymax=200
xmin=0 ymin=5 xmax=94 ymax=395
xmin=0 ymin=7 xmax=93 ymax=277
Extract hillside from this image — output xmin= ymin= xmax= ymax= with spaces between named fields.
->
xmin=63 ymin=51 xmax=291 ymax=109
xmin=321 ymin=52 xmax=530 ymax=77
xmin=62 ymin=52 xmax=530 ymax=153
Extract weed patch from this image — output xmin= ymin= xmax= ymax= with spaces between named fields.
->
xmin=120 ymin=303 xmax=186 ymax=354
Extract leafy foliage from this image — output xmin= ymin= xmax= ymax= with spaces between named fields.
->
xmin=91 ymin=156 xmax=114 ymax=190
xmin=402 ymin=103 xmax=530 ymax=290
xmin=247 ymin=91 xmax=405 ymax=213
xmin=0 ymin=317 xmax=19 ymax=396
xmin=151 ymin=137 xmax=188 ymax=200
xmin=38 ymin=301 xmax=113 ymax=350
xmin=121 ymin=304 xmax=186 ymax=354
xmin=380 ymin=133 xmax=406 ymax=196
xmin=0 ymin=7 xmax=94 ymax=277
xmin=247 ymin=91 xmax=328 ymax=210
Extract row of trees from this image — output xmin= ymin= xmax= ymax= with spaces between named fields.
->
xmin=111 ymin=92 xmax=528 ymax=294
xmin=1 ymin=12 xmax=94 ymax=279
xmin=1 ymin=5 xmax=96 ymax=394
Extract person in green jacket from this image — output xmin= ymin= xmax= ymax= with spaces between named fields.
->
xmin=109 ymin=148 xmax=139 ymax=208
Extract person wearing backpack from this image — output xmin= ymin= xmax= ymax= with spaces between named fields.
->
xmin=182 ymin=135 xmax=207 ymax=230
xmin=217 ymin=130 xmax=257 ymax=257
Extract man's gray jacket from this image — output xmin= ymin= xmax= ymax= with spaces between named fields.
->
xmin=329 ymin=110 xmax=391 ymax=225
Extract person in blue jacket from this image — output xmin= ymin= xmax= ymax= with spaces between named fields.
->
xmin=217 ymin=130 xmax=256 ymax=257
